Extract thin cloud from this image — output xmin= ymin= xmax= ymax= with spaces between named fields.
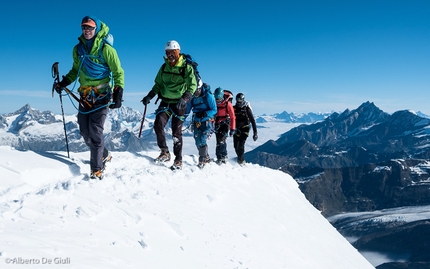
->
xmin=0 ymin=90 xmax=52 ymax=98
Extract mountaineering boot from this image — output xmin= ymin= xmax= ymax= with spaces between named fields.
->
xmin=154 ymin=149 xmax=171 ymax=163
xmin=198 ymin=155 xmax=211 ymax=169
xmin=171 ymin=159 xmax=182 ymax=170
xmin=90 ymin=170 xmax=103 ymax=180
xmin=197 ymin=145 xmax=210 ymax=169
xmin=216 ymin=157 xmax=227 ymax=165
xmin=238 ymin=159 xmax=246 ymax=167
xmin=102 ymin=149 xmax=112 ymax=171
xmin=237 ymin=154 xmax=246 ymax=166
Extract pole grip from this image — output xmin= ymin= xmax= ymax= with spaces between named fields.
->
xmin=53 ymin=62 xmax=59 ymax=76
xmin=52 ymin=62 xmax=60 ymax=97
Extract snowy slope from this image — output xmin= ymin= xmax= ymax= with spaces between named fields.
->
xmin=0 ymin=145 xmax=374 ymax=269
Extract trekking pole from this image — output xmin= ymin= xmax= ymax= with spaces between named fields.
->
xmin=138 ymin=104 xmax=147 ymax=139
xmin=52 ymin=62 xmax=70 ymax=158
xmin=51 ymin=63 xmax=91 ymax=108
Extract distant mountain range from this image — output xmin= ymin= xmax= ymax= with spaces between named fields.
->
xmin=0 ymin=104 xmax=155 ymax=152
xmin=246 ymin=101 xmax=430 ymax=214
xmin=258 ymin=109 xmax=429 ymax=123
xmin=245 ymin=101 xmax=430 ymax=269
xmin=0 ymin=103 xmax=337 ymax=152
xmin=255 ymin=111 xmax=333 ymax=123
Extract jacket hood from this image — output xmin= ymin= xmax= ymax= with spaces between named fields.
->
xmin=81 ymin=15 xmax=102 ymax=34
xmin=78 ymin=20 xmax=110 ymax=55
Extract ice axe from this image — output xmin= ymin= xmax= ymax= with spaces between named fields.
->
xmin=138 ymin=104 xmax=147 ymax=139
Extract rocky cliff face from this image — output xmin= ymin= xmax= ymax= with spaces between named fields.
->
xmin=290 ymin=159 xmax=430 ymax=217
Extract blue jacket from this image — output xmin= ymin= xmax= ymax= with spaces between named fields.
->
xmin=185 ymin=89 xmax=217 ymax=122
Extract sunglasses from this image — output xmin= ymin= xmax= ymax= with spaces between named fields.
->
xmin=81 ymin=26 xmax=96 ymax=31
xmin=165 ymin=50 xmax=177 ymax=56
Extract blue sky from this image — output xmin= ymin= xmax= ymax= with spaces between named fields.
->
xmin=1 ymin=0 xmax=429 ymax=116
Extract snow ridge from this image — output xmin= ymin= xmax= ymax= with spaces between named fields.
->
xmin=0 ymin=147 xmax=374 ymax=269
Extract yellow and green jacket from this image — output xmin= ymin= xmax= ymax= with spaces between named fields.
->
xmin=64 ymin=21 xmax=124 ymax=92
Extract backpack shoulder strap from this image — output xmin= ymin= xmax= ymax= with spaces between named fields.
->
xmin=97 ymin=33 xmax=114 ymax=64
xmin=161 ymin=62 xmax=186 ymax=78
xmin=243 ymin=103 xmax=251 ymax=122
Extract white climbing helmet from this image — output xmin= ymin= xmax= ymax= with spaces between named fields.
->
xmin=165 ymin=40 xmax=180 ymax=50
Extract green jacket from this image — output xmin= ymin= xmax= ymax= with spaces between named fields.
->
xmin=64 ymin=21 xmax=124 ymax=90
xmin=152 ymin=55 xmax=197 ymax=103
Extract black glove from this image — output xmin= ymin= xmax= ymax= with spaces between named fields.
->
xmin=55 ymin=76 xmax=70 ymax=94
xmin=176 ymin=91 xmax=192 ymax=111
xmin=54 ymin=82 xmax=62 ymax=94
xmin=141 ymin=90 xmax=156 ymax=105
xmin=253 ymin=133 xmax=258 ymax=141
xmin=109 ymin=86 xmax=123 ymax=109
xmin=229 ymin=129 xmax=236 ymax=137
